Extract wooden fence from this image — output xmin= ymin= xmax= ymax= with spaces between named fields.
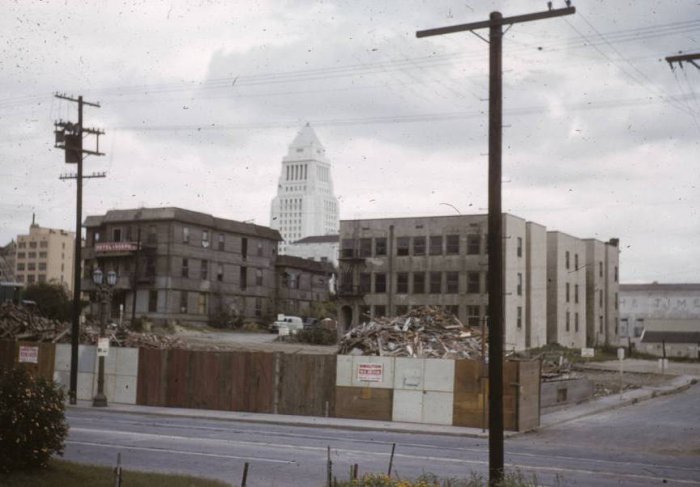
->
xmin=0 ymin=341 xmax=55 ymax=380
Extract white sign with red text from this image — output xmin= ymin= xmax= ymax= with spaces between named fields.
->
xmin=357 ymin=363 xmax=383 ymax=382
xmin=18 ymin=346 xmax=39 ymax=364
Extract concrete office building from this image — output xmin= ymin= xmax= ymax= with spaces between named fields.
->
xmin=337 ymin=214 xmax=547 ymax=352
xmin=269 ymin=124 xmax=340 ymax=254
xmin=14 ymin=219 xmax=75 ymax=291
xmin=0 ymin=241 xmax=16 ymax=282
xmin=275 ymin=255 xmax=334 ymax=317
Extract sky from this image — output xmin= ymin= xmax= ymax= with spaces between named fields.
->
xmin=0 ymin=0 xmax=698 ymax=283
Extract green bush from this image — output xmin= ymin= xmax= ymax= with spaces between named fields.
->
xmin=21 ymin=282 xmax=73 ymax=322
xmin=286 ymin=327 xmax=337 ymax=345
xmin=0 ymin=367 xmax=69 ymax=472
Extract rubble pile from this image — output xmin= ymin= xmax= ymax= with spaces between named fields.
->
xmin=338 ymin=306 xmax=485 ymax=359
xmin=0 ymin=302 xmax=186 ymax=349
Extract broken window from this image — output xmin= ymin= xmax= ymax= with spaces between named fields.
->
xmin=396 ymin=237 xmax=410 ymax=256
xmin=374 ymin=273 xmax=386 ymax=293
xmin=374 ymin=237 xmax=387 ymax=256
xmin=413 ymin=272 xmax=425 ymax=294
xmin=397 ymin=272 xmax=408 ymax=294
xmin=467 ymin=272 xmax=480 ymax=294
xmin=446 ymin=272 xmax=459 ymax=293
xmin=429 ymin=272 xmax=442 ymax=294
xmin=429 ymin=236 xmax=443 ymax=255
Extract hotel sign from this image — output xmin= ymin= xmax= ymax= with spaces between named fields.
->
xmin=95 ymin=242 xmax=139 ymax=253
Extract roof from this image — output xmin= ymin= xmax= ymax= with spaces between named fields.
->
xmin=275 ymin=255 xmax=334 ymax=274
xmin=291 ymin=123 xmax=323 ymax=149
xmin=640 ymin=319 xmax=700 ymax=343
xmin=84 ymin=207 xmax=282 ymax=241
xmin=292 ymin=234 xmax=339 ymax=244
xmin=620 ymin=283 xmax=700 ymax=292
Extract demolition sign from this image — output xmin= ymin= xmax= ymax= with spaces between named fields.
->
xmin=18 ymin=346 xmax=39 ymax=364
xmin=357 ymin=363 xmax=383 ymax=382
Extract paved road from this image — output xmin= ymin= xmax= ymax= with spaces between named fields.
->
xmin=63 ymin=384 xmax=700 ymax=486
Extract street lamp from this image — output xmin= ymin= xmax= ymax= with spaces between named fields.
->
xmin=92 ymin=268 xmax=117 ymax=407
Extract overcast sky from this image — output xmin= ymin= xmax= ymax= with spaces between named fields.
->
xmin=1 ymin=0 xmax=698 ymax=283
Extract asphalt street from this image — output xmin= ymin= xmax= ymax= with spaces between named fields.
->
xmin=63 ymin=383 xmax=700 ymax=486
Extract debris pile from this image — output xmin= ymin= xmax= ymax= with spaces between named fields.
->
xmin=0 ymin=302 xmax=186 ymax=349
xmin=338 ymin=306 xmax=485 ymax=359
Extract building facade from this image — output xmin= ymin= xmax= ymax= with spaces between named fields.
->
xmin=0 ymin=240 xmax=16 ymax=283
xmin=269 ymin=124 xmax=340 ymax=253
xmin=275 ymin=255 xmax=334 ymax=317
xmin=583 ymin=238 xmax=620 ymax=347
xmin=619 ymin=283 xmax=700 ymax=356
xmin=337 ymin=214 xmax=546 ymax=352
xmin=14 ymin=220 xmax=75 ymax=291
xmin=83 ymin=208 xmax=282 ymax=326
xmin=284 ymin=234 xmax=339 ymax=267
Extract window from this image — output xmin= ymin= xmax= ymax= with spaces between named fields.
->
xmin=27 ymin=275 xmax=35 ymax=283
xmin=18 ymin=242 xmax=26 ymax=249
xmin=574 ymin=284 xmax=579 ymax=303
xmin=517 ymin=237 xmax=523 ymax=257
xmin=566 ymin=311 xmax=570 ymax=331
xmin=256 ymin=269 xmax=263 ymax=286
xmin=566 ymin=282 xmax=570 ymax=302
xmin=429 ymin=236 xmax=443 ymax=255
xmin=148 ymin=225 xmax=157 ymax=244
xmin=634 ymin=319 xmax=644 ymax=337
xmin=218 ymin=233 xmax=225 ymax=251
xmin=183 ymin=227 xmax=190 ymax=243
xmin=574 ymin=253 xmax=579 ymax=269
xmin=413 ymin=236 xmax=426 ymax=256
xmin=374 ymin=273 xmax=386 ymax=293
xmin=375 ymin=238 xmax=387 ymax=256
xmin=614 ymin=266 xmax=618 ymax=282
xmin=599 ymin=316 xmax=604 ymax=334
xmin=599 ymin=261 xmax=603 ymax=277
xmin=565 ymin=251 xmax=570 ymax=269
xmin=517 ymin=306 xmax=522 ymax=329
xmin=517 ymin=273 xmax=523 ymax=296
xmin=396 ymin=237 xmax=410 ymax=256
xmin=257 ymin=241 xmax=263 ymax=257
xmin=255 ymin=297 xmax=263 ymax=317
xmin=38 ymin=262 xmax=46 ymax=271
xmin=200 ymin=260 xmax=208 ymax=280
xmin=27 ymin=262 xmax=36 ymax=271
xmin=396 ymin=305 xmax=408 ymax=316
xmin=467 ymin=272 xmax=480 ymax=294
xmin=242 ymin=238 xmax=248 ymax=260
xmin=397 ymin=273 xmax=409 ymax=294
xmin=16 ymin=263 xmax=24 ymax=271
xmin=359 ymin=238 xmax=372 ymax=257
xmin=202 ymin=230 xmax=210 ymax=248
xmin=17 ymin=252 xmax=25 ymax=259
xmin=599 ymin=289 xmax=603 ymax=307
xmin=359 ymin=273 xmax=371 ymax=293
xmin=113 ymin=228 xmax=122 ymax=242
xmin=145 ymin=256 xmax=155 ymax=277
xmin=374 ymin=305 xmax=386 ymax=318
xmin=466 ymin=234 xmax=480 ymax=255
xmin=39 ymin=241 xmax=48 ymax=248
xmin=148 ymin=290 xmax=158 ymax=312
xmin=39 ymin=252 xmax=47 ymax=258
xmin=29 ymin=241 xmax=37 ymax=249
xmin=430 ymin=272 xmax=442 ymax=294
xmin=339 ymin=271 xmax=353 ymax=294
xmin=181 ymin=258 xmax=189 ymax=278
xmin=240 ymin=267 xmax=247 ymax=290
xmin=217 ymin=264 xmax=224 ymax=282
xmin=446 ymin=235 xmax=459 ymax=254
xmin=466 ymin=305 xmax=480 ymax=327
xmin=197 ymin=293 xmax=208 ymax=315
xmin=341 ymin=239 xmax=354 ymax=258
xmin=615 ymin=292 xmax=618 ymax=310
xmin=575 ymin=312 xmax=579 ymax=332
xmin=28 ymin=252 xmax=36 ymax=259
xmin=446 ymin=272 xmax=459 ymax=294
xmin=413 ymin=272 xmax=425 ymax=294
xmin=16 ymin=275 xmax=24 ymax=282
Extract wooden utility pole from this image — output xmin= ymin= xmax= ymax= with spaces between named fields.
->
xmin=54 ymin=93 xmax=105 ymax=404
xmin=666 ymin=52 xmax=700 ymax=70
xmin=416 ymin=4 xmax=575 ymax=485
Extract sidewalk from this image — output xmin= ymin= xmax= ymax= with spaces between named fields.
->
xmin=68 ymin=375 xmax=696 ymax=438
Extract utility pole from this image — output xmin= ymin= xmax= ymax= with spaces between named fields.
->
xmin=54 ymin=93 xmax=105 ymax=405
xmin=417 ymin=4 xmax=575 ymax=485
xmin=666 ymin=52 xmax=700 ymax=70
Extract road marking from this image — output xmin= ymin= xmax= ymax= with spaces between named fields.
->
xmin=66 ymin=440 xmax=295 ymax=464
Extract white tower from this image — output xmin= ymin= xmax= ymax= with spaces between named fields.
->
xmin=270 ymin=124 xmax=340 ymax=253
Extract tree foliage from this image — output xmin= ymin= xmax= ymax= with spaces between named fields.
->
xmin=21 ymin=282 xmax=72 ymax=322
xmin=0 ymin=367 xmax=69 ymax=472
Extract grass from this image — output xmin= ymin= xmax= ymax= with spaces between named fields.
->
xmin=0 ymin=459 xmax=229 ymax=487
xmin=332 ymin=470 xmax=556 ymax=486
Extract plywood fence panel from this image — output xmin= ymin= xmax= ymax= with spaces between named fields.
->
xmin=137 ymin=347 xmax=167 ymax=406
xmin=335 ymin=386 xmax=393 ymax=421
xmin=0 ymin=342 xmax=55 ymax=380
xmin=278 ymin=354 xmax=336 ymax=417
xmin=517 ymin=360 xmax=541 ymax=431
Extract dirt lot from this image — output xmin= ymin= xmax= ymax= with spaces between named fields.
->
xmin=175 ymin=328 xmax=338 ymax=355
xmin=574 ymin=365 xmax=671 ymax=397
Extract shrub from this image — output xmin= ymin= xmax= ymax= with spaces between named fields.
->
xmin=0 ymin=367 xmax=69 ymax=472
xmin=284 ymin=327 xmax=337 ymax=345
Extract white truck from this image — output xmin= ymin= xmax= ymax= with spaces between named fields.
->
xmin=269 ymin=315 xmax=303 ymax=334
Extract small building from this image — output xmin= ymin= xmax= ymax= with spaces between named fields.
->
xmin=285 ymin=234 xmax=339 ymax=267
xmin=14 ymin=218 xmax=75 ymax=291
xmin=274 ymin=255 xmax=334 ymax=317
xmin=639 ymin=319 xmax=700 ymax=359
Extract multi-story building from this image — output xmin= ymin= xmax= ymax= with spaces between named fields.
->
xmin=275 ymin=255 xmax=334 ymax=317
xmin=14 ymin=219 xmax=75 ymax=291
xmin=337 ymin=214 xmax=546 ymax=352
xmin=0 ymin=240 xmax=16 ymax=282
xmin=269 ymin=124 xmax=340 ymax=254
xmin=619 ymin=283 xmax=700 ymax=355
xmin=83 ymin=208 xmax=282 ymax=326
xmin=583 ymin=238 xmax=620 ymax=347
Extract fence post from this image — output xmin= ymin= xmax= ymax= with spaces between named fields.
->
xmin=327 ymin=446 xmax=333 ymax=487
xmin=113 ymin=452 xmax=122 ymax=487
xmin=241 ymin=462 xmax=249 ymax=487
xmin=273 ymin=352 xmax=281 ymax=414
xmin=387 ymin=442 xmax=396 ymax=476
